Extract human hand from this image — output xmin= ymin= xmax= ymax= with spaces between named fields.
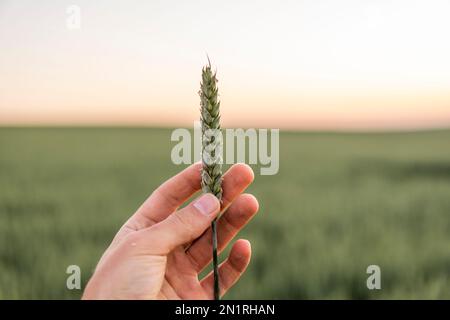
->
xmin=82 ymin=163 xmax=258 ymax=299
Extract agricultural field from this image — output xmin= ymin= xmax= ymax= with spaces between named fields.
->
xmin=1 ymin=127 xmax=450 ymax=299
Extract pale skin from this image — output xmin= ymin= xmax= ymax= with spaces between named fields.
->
xmin=83 ymin=163 xmax=258 ymax=299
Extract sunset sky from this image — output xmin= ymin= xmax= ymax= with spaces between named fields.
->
xmin=1 ymin=0 xmax=450 ymax=130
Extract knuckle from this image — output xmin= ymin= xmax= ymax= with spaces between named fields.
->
xmin=221 ymin=213 xmax=236 ymax=234
xmin=172 ymin=211 xmax=196 ymax=236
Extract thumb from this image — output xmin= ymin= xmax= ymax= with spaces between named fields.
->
xmin=137 ymin=193 xmax=220 ymax=254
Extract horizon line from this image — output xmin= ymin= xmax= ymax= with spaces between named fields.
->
xmin=1 ymin=124 xmax=450 ymax=134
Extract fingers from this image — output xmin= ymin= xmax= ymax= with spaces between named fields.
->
xmin=221 ymin=163 xmax=255 ymax=209
xmin=186 ymin=194 xmax=259 ymax=272
xmin=129 ymin=163 xmax=254 ymax=230
xmin=135 ymin=193 xmax=221 ymax=254
xmin=200 ymin=239 xmax=251 ymax=299
xmin=134 ymin=162 xmax=203 ymax=225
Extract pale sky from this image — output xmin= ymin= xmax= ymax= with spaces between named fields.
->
xmin=1 ymin=0 xmax=450 ymax=130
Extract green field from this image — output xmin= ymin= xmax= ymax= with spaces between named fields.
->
xmin=1 ymin=127 xmax=450 ymax=299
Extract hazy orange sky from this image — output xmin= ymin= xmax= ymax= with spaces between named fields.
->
xmin=1 ymin=0 xmax=450 ymax=130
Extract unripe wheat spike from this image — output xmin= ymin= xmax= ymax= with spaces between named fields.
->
xmin=199 ymin=58 xmax=222 ymax=300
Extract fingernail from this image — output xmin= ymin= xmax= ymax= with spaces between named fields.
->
xmin=193 ymin=194 xmax=219 ymax=216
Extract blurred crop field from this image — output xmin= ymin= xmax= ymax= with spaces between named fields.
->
xmin=1 ymin=127 xmax=450 ymax=299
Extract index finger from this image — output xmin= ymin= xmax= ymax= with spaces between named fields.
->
xmin=129 ymin=163 xmax=254 ymax=231
xmin=135 ymin=162 xmax=203 ymax=225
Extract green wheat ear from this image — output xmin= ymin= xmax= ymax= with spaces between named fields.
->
xmin=199 ymin=58 xmax=222 ymax=300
